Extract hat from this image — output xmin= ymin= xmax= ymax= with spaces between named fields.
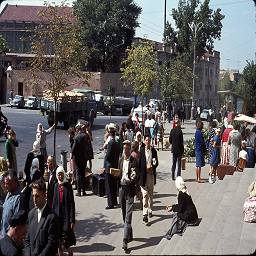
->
xmin=9 ymin=210 xmax=28 ymax=227
xmin=248 ymin=181 xmax=256 ymax=198
xmin=123 ymin=140 xmax=131 ymax=145
xmin=241 ymin=140 xmax=247 ymax=145
xmin=108 ymin=123 xmax=116 ymax=131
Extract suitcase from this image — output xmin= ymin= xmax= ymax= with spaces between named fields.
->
xmin=92 ymin=174 xmax=105 ymax=197
xmin=217 ymin=164 xmax=235 ymax=180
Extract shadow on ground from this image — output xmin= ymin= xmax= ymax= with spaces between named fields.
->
xmin=73 ymin=242 xmax=115 ymax=253
xmin=129 ymin=235 xmax=163 ymax=252
xmin=75 ymin=213 xmax=123 ymax=243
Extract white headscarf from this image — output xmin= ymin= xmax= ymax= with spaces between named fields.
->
xmin=56 ymin=166 xmax=67 ymax=185
xmin=32 ymin=140 xmax=41 ymax=155
xmin=30 ymin=158 xmax=39 ymax=179
xmin=175 ymin=176 xmax=189 ymax=195
xmin=248 ymin=181 xmax=256 ymax=198
xmin=37 ymin=123 xmax=43 ymax=133
xmin=135 ymin=131 xmax=142 ymax=142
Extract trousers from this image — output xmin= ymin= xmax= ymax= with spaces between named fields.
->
xmin=76 ymin=165 xmax=86 ymax=193
xmin=105 ymin=173 xmax=118 ymax=207
xmin=172 ymin=154 xmax=181 ymax=179
xmin=140 ymin=173 xmax=154 ymax=216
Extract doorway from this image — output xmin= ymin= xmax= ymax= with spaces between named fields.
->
xmin=18 ymin=82 xmax=23 ymax=96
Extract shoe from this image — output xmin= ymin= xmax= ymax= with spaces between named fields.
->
xmin=82 ymin=191 xmax=87 ymax=196
xmin=75 ymin=192 xmax=81 ymax=197
xmin=149 ymin=212 xmax=153 ymax=218
xmin=105 ymin=206 xmax=114 ymax=210
xmin=143 ymin=215 xmax=148 ymax=224
xmin=122 ymin=240 xmax=128 ymax=251
xmin=208 ymin=176 xmax=213 ymax=184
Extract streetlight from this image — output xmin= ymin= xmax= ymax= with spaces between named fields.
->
xmin=188 ymin=21 xmax=203 ymax=120
xmin=6 ymin=64 xmax=13 ymax=104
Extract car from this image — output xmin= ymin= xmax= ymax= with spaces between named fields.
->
xmin=9 ymin=95 xmax=25 ymax=108
xmin=200 ymin=109 xmax=214 ymax=121
xmin=131 ymin=105 xmax=148 ymax=123
xmin=25 ymin=96 xmax=39 ymax=109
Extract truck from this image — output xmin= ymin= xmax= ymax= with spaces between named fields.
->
xmin=103 ymin=96 xmax=134 ymax=116
xmin=39 ymin=89 xmax=98 ymax=129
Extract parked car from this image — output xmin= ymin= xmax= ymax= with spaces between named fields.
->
xmin=9 ymin=95 xmax=25 ymax=108
xmin=200 ymin=109 xmax=214 ymax=121
xmin=132 ymin=105 xmax=148 ymax=123
xmin=25 ymin=96 xmax=39 ymax=109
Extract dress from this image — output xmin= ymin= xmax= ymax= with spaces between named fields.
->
xmin=228 ymin=130 xmax=242 ymax=166
xmin=221 ymin=127 xmax=233 ymax=164
xmin=5 ymin=138 xmax=18 ymax=173
xmin=207 ymin=128 xmax=217 ymax=159
xmin=209 ymin=135 xmax=221 ymax=167
xmin=195 ymin=129 xmax=205 ymax=168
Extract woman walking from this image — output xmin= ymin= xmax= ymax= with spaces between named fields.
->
xmin=208 ymin=128 xmax=221 ymax=184
xmin=52 ymin=166 xmax=76 ymax=256
xmin=194 ymin=121 xmax=206 ymax=183
xmin=228 ymin=123 xmax=242 ymax=167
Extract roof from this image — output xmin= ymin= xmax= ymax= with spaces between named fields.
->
xmin=0 ymin=4 xmax=73 ymax=23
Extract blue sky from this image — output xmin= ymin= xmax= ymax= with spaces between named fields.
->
xmin=1 ymin=0 xmax=255 ymax=71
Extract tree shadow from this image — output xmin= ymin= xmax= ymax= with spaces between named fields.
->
xmin=129 ymin=235 xmax=163 ymax=251
xmin=73 ymin=242 xmax=115 ymax=253
xmin=156 ymin=171 xmax=171 ymax=182
xmin=153 ymin=193 xmax=177 ymax=199
xmin=75 ymin=213 xmax=123 ymax=243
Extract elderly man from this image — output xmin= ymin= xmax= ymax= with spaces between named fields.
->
xmin=71 ymin=121 xmax=90 ymax=197
xmin=1 ymin=171 xmax=22 ymax=237
xmin=0 ymin=210 xmax=28 ymax=255
xmin=118 ymin=140 xmax=138 ymax=251
xmin=104 ymin=123 xmax=121 ymax=209
xmin=24 ymin=179 xmax=59 ymax=256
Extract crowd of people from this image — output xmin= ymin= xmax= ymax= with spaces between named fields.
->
xmin=0 ymin=101 xmax=256 ymax=255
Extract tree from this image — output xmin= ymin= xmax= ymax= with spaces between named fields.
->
xmin=121 ymin=40 xmax=158 ymax=130
xmin=73 ymin=0 xmax=141 ymax=72
xmin=235 ymin=60 xmax=256 ymax=114
xmin=159 ymin=59 xmax=194 ymax=101
xmin=0 ymin=35 xmax=8 ymax=54
xmin=165 ymin=0 xmax=224 ymax=65
xmin=30 ymin=2 xmax=88 ymax=157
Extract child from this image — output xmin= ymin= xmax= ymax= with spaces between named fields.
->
xmin=237 ymin=140 xmax=248 ymax=172
xmin=208 ymin=128 xmax=221 ymax=184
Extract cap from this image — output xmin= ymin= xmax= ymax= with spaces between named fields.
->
xmin=123 ymin=140 xmax=131 ymax=145
xmin=9 ymin=210 xmax=28 ymax=227
xmin=108 ymin=123 xmax=116 ymax=130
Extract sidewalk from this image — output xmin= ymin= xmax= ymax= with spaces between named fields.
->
xmin=72 ymin=120 xmax=198 ymax=255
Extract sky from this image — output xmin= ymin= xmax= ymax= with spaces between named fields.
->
xmin=1 ymin=0 xmax=255 ymax=72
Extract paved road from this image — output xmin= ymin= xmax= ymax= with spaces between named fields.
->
xmin=0 ymin=106 xmax=127 ymax=172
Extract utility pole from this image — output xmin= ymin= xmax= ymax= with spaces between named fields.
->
xmin=163 ymin=0 xmax=167 ymax=51
xmin=253 ymin=0 xmax=256 ymax=62
xmin=188 ymin=21 xmax=203 ymax=120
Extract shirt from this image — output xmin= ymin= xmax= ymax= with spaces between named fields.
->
xmin=145 ymin=148 xmax=152 ymax=168
xmin=121 ymin=157 xmax=130 ymax=184
xmin=38 ymin=203 xmax=47 ymax=223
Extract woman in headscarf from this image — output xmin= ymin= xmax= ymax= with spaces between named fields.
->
xmin=26 ymin=158 xmax=41 ymax=185
xmin=228 ymin=123 xmax=242 ymax=167
xmin=135 ymin=131 xmax=144 ymax=151
xmin=165 ymin=176 xmax=198 ymax=240
xmin=243 ymin=181 xmax=256 ymax=223
xmin=52 ymin=166 xmax=76 ymax=256
xmin=36 ymin=122 xmax=55 ymax=161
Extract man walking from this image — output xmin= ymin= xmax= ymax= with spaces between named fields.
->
xmin=169 ymin=119 xmax=184 ymax=180
xmin=71 ymin=122 xmax=90 ymax=197
xmin=104 ymin=123 xmax=121 ymax=209
xmin=118 ymin=140 xmax=138 ymax=251
xmin=24 ymin=179 xmax=59 ymax=256
xmin=139 ymin=136 xmax=158 ymax=225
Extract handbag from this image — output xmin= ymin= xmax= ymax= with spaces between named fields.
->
xmin=110 ymin=168 xmax=121 ymax=177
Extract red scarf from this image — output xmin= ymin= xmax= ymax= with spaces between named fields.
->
xmin=58 ymin=184 xmax=64 ymax=204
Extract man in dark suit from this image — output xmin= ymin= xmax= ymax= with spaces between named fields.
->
xmin=118 ymin=140 xmax=138 ymax=251
xmin=24 ymin=179 xmax=59 ymax=256
xmin=71 ymin=122 xmax=90 ymax=197
xmin=169 ymin=119 xmax=184 ymax=180
xmin=104 ymin=123 xmax=121 ymax=209
xmin=139 ymin=135 xmax=158 ymax=225
xmin=45 ymin=155 xmax=58 ymax=207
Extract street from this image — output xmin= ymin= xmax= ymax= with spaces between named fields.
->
xmin=0 ymin=106 xmax=127 ymax=172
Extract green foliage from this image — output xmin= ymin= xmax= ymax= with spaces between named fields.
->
xmin=165 ymin=0 xmax=224 ymax=65
xmin=0 ymin=35 xmax=8 ymax=54
xmin=73 ymin=0 xmax=141 ymax=72
xmin=30 ymin=1 xmax=89 ymax=98
xmin=184 ymin=137 xmax=195 ymax=158
xmin=121 ymin=40 xmax=158 ymax=98
xmin=159 ymin=59 xmax=194 ymax=100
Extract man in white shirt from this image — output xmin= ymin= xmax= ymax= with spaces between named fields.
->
xmin=118 ymin=140 xmax=138 ymax=251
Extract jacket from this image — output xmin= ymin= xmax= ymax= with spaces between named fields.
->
xmin=104 ymin=137 xmax=121 ymax=172
xmin=169 ymin=127 xmax=184 ymax=157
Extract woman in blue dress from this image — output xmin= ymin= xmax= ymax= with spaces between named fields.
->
xmin=195 ymin=121 xmax=206 ymax=182
xmin=208 ymin=128 xmax=221 ymax=184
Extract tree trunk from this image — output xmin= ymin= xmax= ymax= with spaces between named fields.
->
xmin=141 ymin=96 xmax=144 ymax=137
xmin=53 ymin=98 xmax=57 ymax=158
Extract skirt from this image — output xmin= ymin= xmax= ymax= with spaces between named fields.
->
xmin=195 ymin=151 xmax=205 ymax=168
